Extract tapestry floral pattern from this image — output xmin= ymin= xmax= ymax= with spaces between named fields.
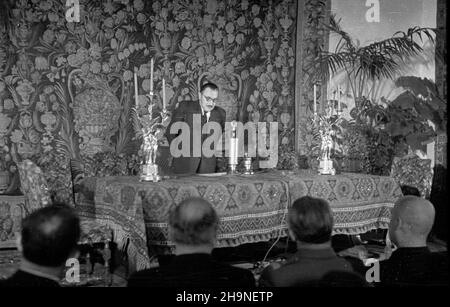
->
xmin=0 ymin=0 xmax=299 ymax=201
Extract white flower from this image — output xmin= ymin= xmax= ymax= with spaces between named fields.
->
xmin=160 ymin=8 xmax=168 ymax=19
xmin=241 ymin=0 xmax=249 ymax=10
xmin=258 ymin=28 xmax=265 ymax=38
xmin=10 ymin=129 xmax=23 ymax=143
xmin=181 ymin=37 xmax=191 ymax=50
xmin=225 ymin=22 xmax=235 ymax=34
xmin=184 ymin=21 xmax=194 ymax=30
xmin=123 ymin=70 xmax=133 ymax=82
xmin=134 ymin=0 xmax=144 ymax=11
xmin=155 ymin=21 xmax=164 ymax=32
xmin=35 ymin=56 xmax=49 ymax=70
xmin=253 ymin=18 xmax=262 ymax=28
xmin=252 ymin=4 xmax=260 ymax=15
xmin=217 ymin=16 xmax=226 ymax=29
xmin=203 ymin=15 xmax=213 ymax=28
xmin=206 ymin=0 xmax=218 ymax=15
xmin=137 ymin=13 xmax=146 ymax=25
xmin=237 ymin=16 xmax=245 ymax=27
xmin=3 ymin=98 xmax=14 ymax=110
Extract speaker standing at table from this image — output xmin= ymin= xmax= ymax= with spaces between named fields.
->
xmin=166 ymin=82 xmax=226 ymax=174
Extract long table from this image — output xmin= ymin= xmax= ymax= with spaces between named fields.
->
xmin=76 ymin=170 xmax=402 ymax=272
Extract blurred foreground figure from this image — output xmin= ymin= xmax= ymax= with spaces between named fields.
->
xmin=1 ymin=204 xmax=80 ymax=287
xmin=128 ymin=197 xmax=255 ymax=287
xmin=259 ymin=196 xmax=357 ymax=287
xmin=381 ymin=195 xmax=448 ymax=286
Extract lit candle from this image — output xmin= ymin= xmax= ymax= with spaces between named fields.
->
xmin=134 ymin=67 xmax=139 ymax=107
xmin=162 ymin=78 xmax=166 ymax=111
xmin=150 ymin=58 xmax=154 ymax=94
xmin=313 ymin=84 xmax=317 ymax=117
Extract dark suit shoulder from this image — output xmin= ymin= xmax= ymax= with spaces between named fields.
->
xmin=127 ymin=268 xmax=162 ymax=287
xmin=176 ymin=100 xmax=200 ymax=111
xmin=214 ymin=106 xmax=226 ymax=119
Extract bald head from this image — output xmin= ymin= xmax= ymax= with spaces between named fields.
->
xmin=389 ymin=196 xmax=435 ymax=247
xmin=169 ymin=197 xmax=219 ymax=246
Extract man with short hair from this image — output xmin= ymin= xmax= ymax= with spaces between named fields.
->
xmin=166 ymin=82 xmax=226 ymax=174
xmin=381 ymin=195 xmax=448 ymax=286
xmin=1 ymin=204 xmax=81 ymax=287
xmin=128 ymin=197 xmax=255 ymax=287
xmin=259 ymin=196 xmax=355 ymax=287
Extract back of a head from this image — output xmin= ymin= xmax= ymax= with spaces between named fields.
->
xmin=169 ymin=197 xmax=219 ymax=246
xmin=21 ymin=203 xmax=80 ymax=267
xmin=288 ymin=196 xmax=333 ymax=244
xmin=390 ymin=195 xmax=435 ymax=241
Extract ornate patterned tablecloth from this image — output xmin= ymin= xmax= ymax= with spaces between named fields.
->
xmin=76 ymin=170 xmax=402 ymax=270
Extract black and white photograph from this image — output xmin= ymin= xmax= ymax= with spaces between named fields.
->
xmin=0 ymin=0 xmax=447 ymax=292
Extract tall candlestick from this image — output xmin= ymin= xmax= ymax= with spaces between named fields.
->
xmin=150 ymin=58 xmax=154 ymax=94
xmin=162 ymin=78 xmax=166 ymax=111
xmin=313 ymin=84 xmax=317 ymax=117
xmin=134 ymin=68 xmax=139 ymax=107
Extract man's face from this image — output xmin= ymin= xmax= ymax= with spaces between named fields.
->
xmin=199 ymin=87 xmax=219 ymax=113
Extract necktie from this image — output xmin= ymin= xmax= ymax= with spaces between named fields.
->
xmin=206 ymin=112 xmax=210 ymax=123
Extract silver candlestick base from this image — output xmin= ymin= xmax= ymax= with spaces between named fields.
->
xmin=228 ymin=164 xmax=238 ymax=174
xmin=242 ymin=156 xmax=254 ymax=175
xmin=140 ymin=163 xmax=161 ymax=182
xmin=318 ymin=158 xmax=336 ymax=175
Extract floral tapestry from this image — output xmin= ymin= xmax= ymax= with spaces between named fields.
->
xmin=0 ymin=0 xmax=302 ymax=200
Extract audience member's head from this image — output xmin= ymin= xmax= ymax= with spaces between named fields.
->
xmin=169 ymin=197 xmax=219 ymax=254
xmin=389 ymin=195 xmax=435 ymax=248
xmin=288 ymin=196 xmax=333 ymax=245
xmin=18 ymin=203 xmax=81 ymax=268
xmin=401 ymin=185 xmax=421 ymax=197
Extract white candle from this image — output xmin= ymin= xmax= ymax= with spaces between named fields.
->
xmin=229 ymin=122 xmax=238 ymax=164
xmin=162 ymin=78 xmax=166 ymax=110
xmin=313 ymin=84 xmax=317 ymax=117
xmin=230 ymin=138 xmax=238 ymax=164
xmin=134 ymin=68 xmax=139 ymax=107
xmin=150 ymin=58 xmax=154 ymax=94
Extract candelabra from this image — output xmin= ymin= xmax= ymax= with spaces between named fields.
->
xmin=134 ymin=91 xmax=169 ymax=182
xmin=316 ymin=106 xmax=336 ymax=176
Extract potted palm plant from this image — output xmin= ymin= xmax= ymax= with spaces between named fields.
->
xmin=314 ymin=15 xmax=436 ymax=100
xmin=311 ymin=15 xmax=436 ymax=173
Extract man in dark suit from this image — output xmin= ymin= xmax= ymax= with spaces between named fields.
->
xmin=127 ymin=197 xmax=255 ymax=287
xmin=380 ymin=195 xmax=448 ymax=286
xmin=1 ymin=203 xmax=81 ymax=287
xmin=166 ymin=82 xmax=226 ymax=174
xmin=259 ymin=196 xmax=357 ymax=287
